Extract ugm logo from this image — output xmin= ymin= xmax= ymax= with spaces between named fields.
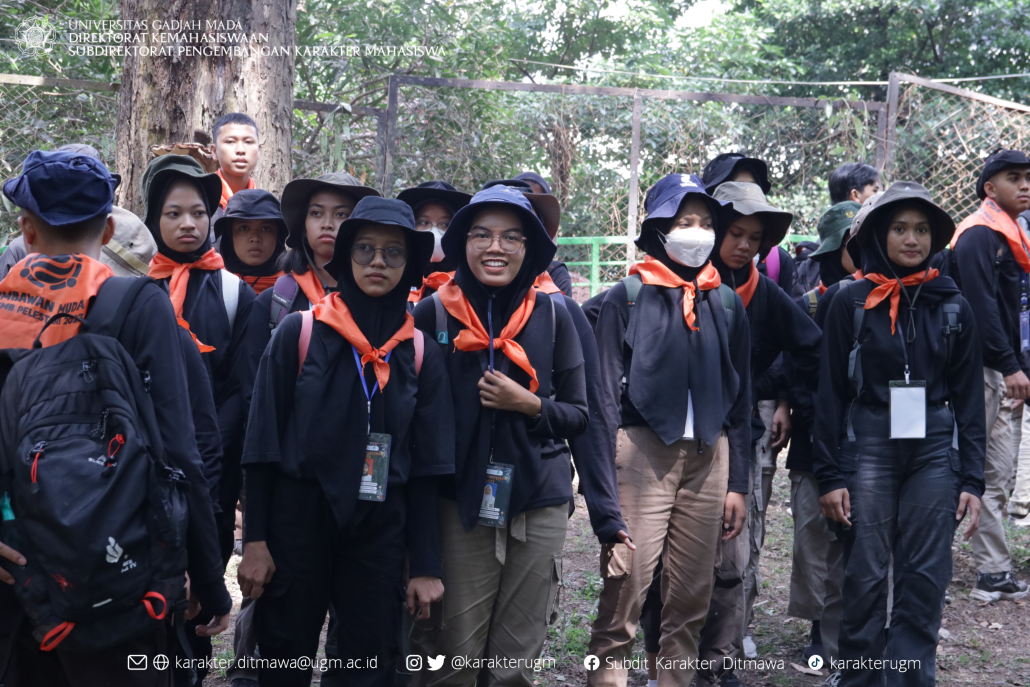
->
xmin=20 ymin=255 xmax=83 ymax=290
xmin=15 ymin=16 xmax=57 ymax=57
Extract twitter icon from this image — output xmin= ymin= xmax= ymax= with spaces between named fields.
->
xmin=427 ymin=655 xmax=446 ymax=671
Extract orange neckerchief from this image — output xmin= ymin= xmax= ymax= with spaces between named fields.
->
xmin=952 ymin=198 xmax=1030 ymax=273
xmin=533 ymin=271 xmax=563 ymax=295
xmin=148 ymin=248 xmax=225 ymax=352
xmin=735 ymin=263 xmax=760 ymax=308
xmin=629 ymin=260 xmax=722 ymax=331
xmin=217 ymin=169 xmax=256 ymax=210
xmin=408 ymin=271 xmax=453 ymax=303
xmin=863 ymin=269 xmax=940 ymax=335
xmin=312 ymin=292 xmax=414 ymax=392
xmin=437 ymin=280 xmax=540 ymax=393
xmin=238 ymin=271 xmax=284 ymax=295
xmin=817 ymin=281 xmax=828 ymax=296
xmin=293 ymin=269 xmax=328 ymax=308
xmin=0 ymin=254 xmax=112 ymax=349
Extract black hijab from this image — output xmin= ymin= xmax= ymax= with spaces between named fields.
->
xmin=214 ymin=189 xmax=288 ymax=277
xmin=145 ymin=174 xmax=217 ymax=263
xmin=817 ymin=246 xmax=853 ymax=286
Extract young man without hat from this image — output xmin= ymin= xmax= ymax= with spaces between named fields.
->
xmin=950 ymin=149 xmax=1030 ymax=601
xmin=0 ymin=150 xmax=230 ymax=686
xmin=828 ymin=163 xmax=881 ymax=205
xmin=210 ymin=113 xmax=262 ymax=220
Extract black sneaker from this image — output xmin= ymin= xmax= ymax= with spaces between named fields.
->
xmin=972 ymin=572 xmax=1029 ymax=602
xmin=719 ymin=672 xmax=742 ymax=687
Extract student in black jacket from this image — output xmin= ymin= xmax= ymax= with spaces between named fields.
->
xmin=950 ymin=149 xmax=1030 ymax=601
xmin=587 ymin=174 xmax=751 ymax=687
xmin=397 ymin=180 xmax=472 ymax=304
xmin=214 ymin=189 xmax=288 ymax=295
xmin=238 ymin=197 xmax=455 ymax=687
xmin=0 ymin=150 xmax=230 ymax=686
xmin=814 ymin=182 xmax=985 ymax=687
xmin=410 ymin=185 xmax=588 ymax=687
xmin=140 ymin=154 xmax=263 ymax=678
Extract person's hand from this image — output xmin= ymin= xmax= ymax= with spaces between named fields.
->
xmin=820 ymin=488 xmax=852 ymax=526
xmin=616 ymin=530 xmax=636 ymax=550
xmin=957 ymin=492 xmax=981 ymax=541
xmin=1004 ymin=370 xmax=1030 ymax=401
xmin=0 ymin=540 xmax=26 ymax=585
xmin=238 ymin=541 xmax=276 ymax=599
xmin=185 ymin=595 xmax=201 ymax=621
xmin=407 ymin=576 xmax=444 ymax=620
xmin=196 ymin=613 xmax=230 ymax=637
xmin=478 ymin=370 xmax=542 ymax=416
xmin=722 ymin=492 xmax=746 ymax=540
xmin=770 ymin=400 xmax=792 ymax=450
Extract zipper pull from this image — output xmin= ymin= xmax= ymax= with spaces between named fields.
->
xmin=79 ymin=359 xmax=97 ymax=383
xmin=140 ymin=370 xmax=151 ymax=393
xmin=90 ymin=409 xmax=110 ymax=440
xmin=29 ymin=441 xmax=46 ymax=493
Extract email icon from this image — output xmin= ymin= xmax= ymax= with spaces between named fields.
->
xmin=128 ymin=654 xmax=147 ymax=670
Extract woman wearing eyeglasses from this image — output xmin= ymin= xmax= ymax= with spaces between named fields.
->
xmin=238 ymin=197 xmax=456 ymax=686
xmin=396 ymin=180 xmax=473 ymax=305
xmin=409 ymin=186 xmax=589 ymax=687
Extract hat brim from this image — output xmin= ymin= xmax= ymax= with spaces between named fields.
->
xmin=524 ymin=192 xmax=561 ymax=240
xmin=324 ymin=220 xmax=436 ymax=282
xmin=808 ymin=232 xmax=844 ymax=259
xmin=724 ymin=201 xmax=793 ymax=251
xmin=847 ymin=197 xmax=955 ymax=265
xmin=396 ymin=187 xmax=472 ymax=214
xmin=706 ymin=157 xmax=771 ymax=195
xmin=213 ymin=214 xmax=288 ymax=242
xmin=281 ymin=178 xmax=381 ymax=249
xmin=142 ymin=168 xmax=222 ymax=228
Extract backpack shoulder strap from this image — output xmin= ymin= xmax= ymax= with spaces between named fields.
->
xmin=86 ymin=276 xmax=155 ymax=339
xmin=269 ymin=273 xmax=301 ymax=330
xmin=717 ymin=283 xmax=737 ymax=340
xmin=221 ymin=270 xmax=240 ymax=332
xmin=805 ymin=288 xmax=820 ymax=317
xmin=942 ymin=298 xmax=963 ymax=367
xmin=621 ymin=273 xmax=642 ymax=306
xmin=414 ymin=328 xmax=424 ymax=375
xmin=297 ymin=310 xmax=313 ymax=377
xmin=765 ymin=247 xmax=781 ymax=284
xmin=430 ymin=293 xmax=449 ymax=345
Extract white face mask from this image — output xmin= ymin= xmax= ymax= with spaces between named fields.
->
xmin=662 ymin=227 xmax=715 ymax=267
xmin=429 ymin=226 xmax=446 ymax=262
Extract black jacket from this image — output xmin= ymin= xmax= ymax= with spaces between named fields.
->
xmin=951 ymin=225 xmax=1029 ymax=377
xmin=178 ymin=327 xmax=223 ymax=510
xmin=813 ymin=278 xmax=986 ymax=498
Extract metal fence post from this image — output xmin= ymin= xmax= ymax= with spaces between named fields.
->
xmin=383 ymin=74 xmax=399 ymax=195
xmin=627 ymin=94 xmax=642 ymax=269
xmin=883 ymin=71 xmax=901 ymax=178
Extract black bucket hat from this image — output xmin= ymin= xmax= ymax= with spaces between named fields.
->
xmin=140 ymin=154 xmax=222 ymax=229
xmin=711 ymin=181 xmax=793 ymax=254
xmin=977 ymin=149 xmax=1030 ymax=200
xmin=443 ymin=185 xmax=555 ymax=276
xmin=846 ymin=182 xmax=954 ymax=265
xmin=324 ymin=196 xmax=434 ymax=287
xmin=480 ymin=179 xmax=561 ymax=240
xmin=281 ymin=172 xmax=381 ymax=250
xmin=702 ymin=153 xmax=771 ymax=194
xmin=513 ymin=171 xmax=551 ymax=194
xmin=638 ymin=173 xmax=728 ymax=253
xmin=213 ymin=189 xmax=288 ymax=241
xmin=396 ymin=180 xmax=472 ymax=215
xmin=809 ymin=201 xmax=861 ymax=259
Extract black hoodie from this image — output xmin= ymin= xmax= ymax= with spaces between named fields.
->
xmin=413 ymin=196 xmax=589 ymax=532
xmin=243 ymin=213 xmax=455 ymax=577
xmin=813 ymin=224 xmax=986 ymax=498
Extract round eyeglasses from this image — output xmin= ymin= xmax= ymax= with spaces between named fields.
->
xmin=351 ymin=244 xmax=407 ymax=268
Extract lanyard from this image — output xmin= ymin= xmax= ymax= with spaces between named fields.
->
xmin=352 ymin=345 xmax=391 ymax=435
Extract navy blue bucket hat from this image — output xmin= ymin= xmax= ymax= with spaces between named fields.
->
xmin=442 ymin=185 xmax=555 ymax=277
xmin=3 ymin=150 xmax=119 ymax=226
xmin=638 ymin=173 xmax=728 ymax=254
xmin=702 ymin=152 xmax=771 ymax=194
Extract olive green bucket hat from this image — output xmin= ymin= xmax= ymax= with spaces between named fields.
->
xmin=809 ymin=201 xmax=861 ymax=259
xmin=139 ymin=154 xmax=222 ymax=228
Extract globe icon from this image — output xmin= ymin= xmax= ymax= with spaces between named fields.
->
xmin=153 ymin=654 xmax=170 ymax=671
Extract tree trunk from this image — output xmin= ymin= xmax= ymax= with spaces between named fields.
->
xmin=116 ymin=0 xmax=297 ymax=215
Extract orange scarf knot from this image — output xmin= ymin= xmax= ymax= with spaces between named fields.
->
xmin=533 ymin=271 xmax=563 ymax=295
xmin=312 ymin=292 xmax=414 ymax=392
xmin=217 ymin=169 xmax=256 ymax=210
xmin=862 ymin=269 xmax=940 ymax=335
xmin=148 ymin=248 xmax=225 ymax=352
xmin=437 ymin=281 xmax=540 ymax=393
xmin=408 ymin=271 xmax=453 ymax=303
xmin=628 ymin=261 xmax=722 ymax=330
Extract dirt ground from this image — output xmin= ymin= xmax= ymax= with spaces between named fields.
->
xmin=207 ymin=448 xmax=1030 ymax=686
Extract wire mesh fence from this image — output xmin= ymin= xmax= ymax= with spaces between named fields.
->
xmin=890 ymin=81 xmax=1030 ymax=222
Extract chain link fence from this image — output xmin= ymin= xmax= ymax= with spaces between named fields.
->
xmin=889 ymin=78 xmax=1030 ymax=222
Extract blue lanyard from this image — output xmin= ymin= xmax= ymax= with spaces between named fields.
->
xmin=487 ymin=298 xmax=495 ymax=373
xmin=352 ymin=346 xmax=391 ymax=434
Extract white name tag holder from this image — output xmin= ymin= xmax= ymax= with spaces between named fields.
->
xmin=889 ymin=376 xmax=926 ymax=439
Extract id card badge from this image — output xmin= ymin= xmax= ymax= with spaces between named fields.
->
xmin=478 ymin=463 xmax=514 ymax=528
xmin=358 ymin=433 xmax=391 ymax=502
xmin=1021 ymin=311 xmax=1029 ymax=352
xmin=889 ymin=381 xmax=927 ymax=439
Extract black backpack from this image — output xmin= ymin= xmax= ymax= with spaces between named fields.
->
xmin=0 ymin=277 xmax=189 ymax=652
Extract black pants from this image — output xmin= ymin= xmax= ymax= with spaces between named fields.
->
xmin=837 ymin=437 xmax=960 ymax=687
xmin=0 ymin=590 xmax=171 ymax=687
xmin=255 ymin=475 xmax=406 ymax=687
xmin=639 ymin=558 xmax=663 ymax=654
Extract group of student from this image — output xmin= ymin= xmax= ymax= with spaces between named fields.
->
xmin=0 ymin=109 xmax=1028 ymax=687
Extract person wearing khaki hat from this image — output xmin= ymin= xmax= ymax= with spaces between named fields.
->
xmin=679 ymin=182 xmax=820 ymax=686
xmin=814 ymin=181 xmax=985 ymax=687
xmin=948 ymin=149 xmax=1030 ymax=601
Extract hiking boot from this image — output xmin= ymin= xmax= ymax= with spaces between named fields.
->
xmin=971 ymin=572 xmax=1029 ymax=602
xmin=743 ymin=634 xmax=758 ymax=659
xmin=804 ymin=641 xmax=826 ymax=663
xmin=719 ymin=672 xmax=741 ymax=687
